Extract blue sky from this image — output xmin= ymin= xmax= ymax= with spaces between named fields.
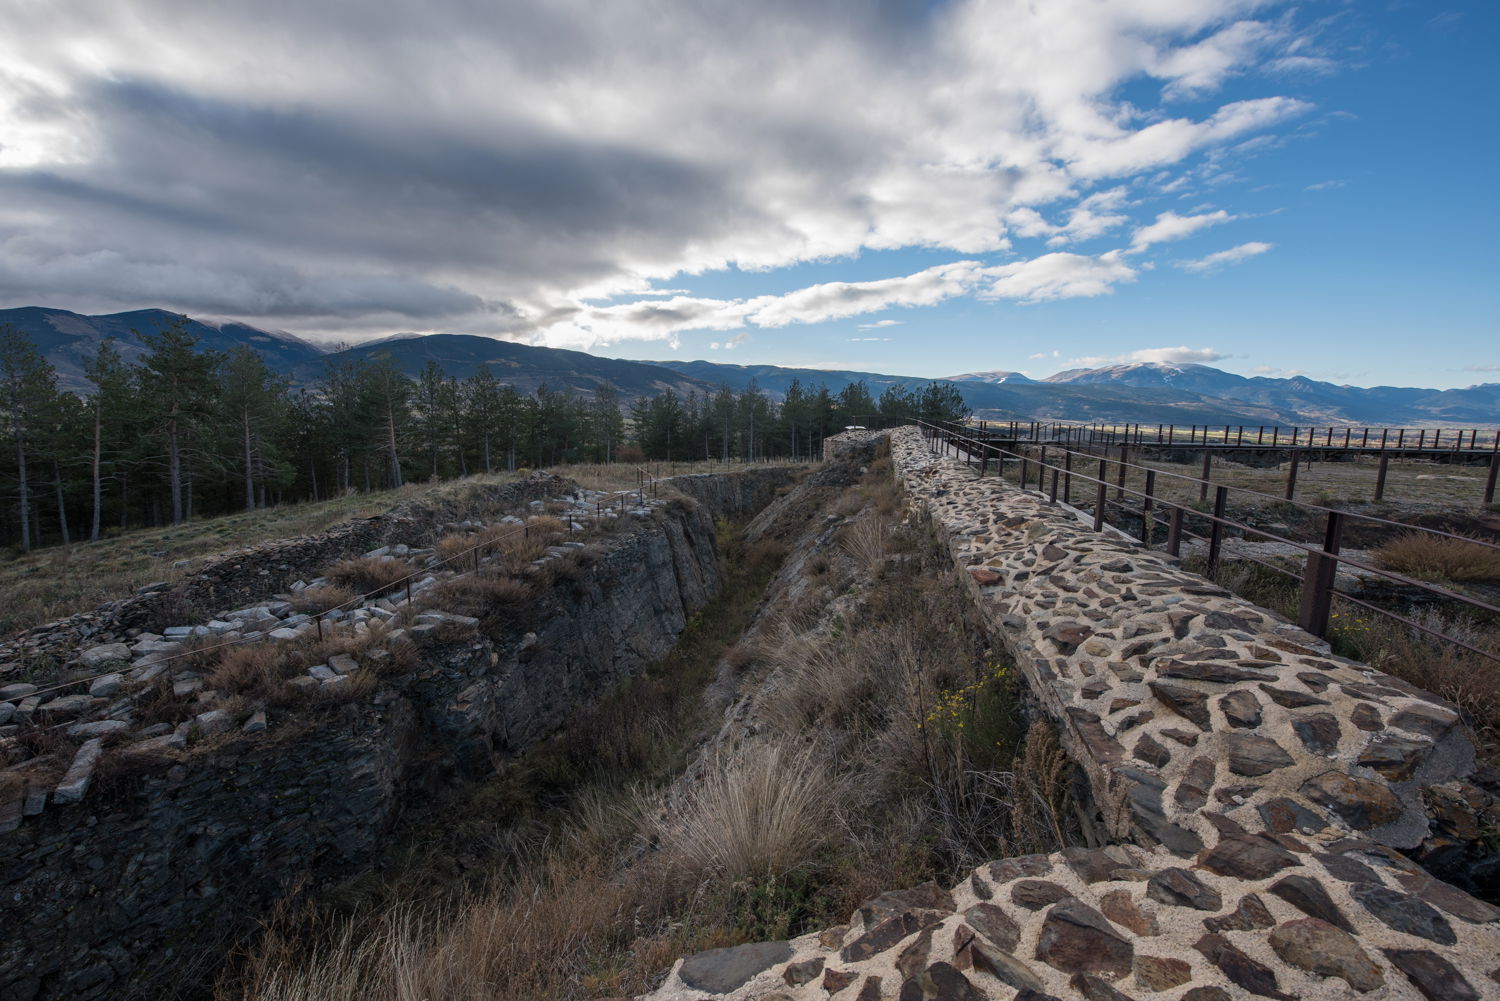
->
xmin=1 ymin=1 xmax=1495 ymax=388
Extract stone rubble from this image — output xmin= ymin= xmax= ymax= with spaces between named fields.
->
xmin=0 ymin=481 xmax=675 ymax=830
xmin=638 ymin=428 xmax=1500 ymax=1001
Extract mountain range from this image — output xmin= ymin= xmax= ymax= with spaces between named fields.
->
xmin=2 ymin=306 xmax=1496 ymax=426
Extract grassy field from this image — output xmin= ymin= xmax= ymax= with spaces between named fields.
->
xmin=0 ymin=459 xmax=800 ymax=639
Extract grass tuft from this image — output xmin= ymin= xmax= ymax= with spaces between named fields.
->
xmin=1373 ymin=531 xmax=1500 ymax=583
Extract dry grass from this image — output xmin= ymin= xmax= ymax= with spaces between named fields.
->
xmin=839 ymin=516 xmax=890 ymax=575
xmin=207 ymin=646 xmax=297 ymax=703
xmin=654 ymin=742 xmax=838 ymax=883
xmin=291 ymin=586 xmax=358 ymax=615
xmin=1373 ymin=532 xmax=1500 ymax=582
xmin=325 ymin=557 xmax=413 ymax=596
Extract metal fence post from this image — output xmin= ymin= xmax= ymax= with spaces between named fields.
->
xmin=1298 ymin=511 xmax=1345 ymax=638
xmin=1206 ymin=486 xmax=1228 ymax=580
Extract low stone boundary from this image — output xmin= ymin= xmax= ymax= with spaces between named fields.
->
xmin=638 ymin=428 xmax=1500 ymax=1001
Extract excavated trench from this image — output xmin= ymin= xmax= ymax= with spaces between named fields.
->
xmin=0 ymin=467 xmax=795 ymax=1001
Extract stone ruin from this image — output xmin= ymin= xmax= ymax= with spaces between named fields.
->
xmin=637 ymin=427 xmax=1500 ymax=1001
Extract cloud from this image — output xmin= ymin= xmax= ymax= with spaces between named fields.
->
xmin=1130 ymin=210 xmax=1233 ymax=250
xmin=1178 ymin=241 xmax=1273 ymax=272
xmin=1463 ymin=364 xmax=1500 ymax=373
xmin=1305 ymin=179 xmax=1344 ymax=191
xmin=1066 ymin=346 xmax=1228 ymax=367
xmin=979 ymin=251 xmax=1137 ymax=302
xmin=857 ymin=319 xmax=902 ymax=329
xmin=846 ymin=336 xmax=893 ymax=342
xmin=1029 ymin=349 xmax=1061 ymax=360
xmin=0 ymin=0 xmax=1331 ymax=345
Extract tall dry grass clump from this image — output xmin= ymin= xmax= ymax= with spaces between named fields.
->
xmin=655 ymin=742 xmax=838 ymax=883
xmin=325 ymin=556 xmax=412 ymax=596
xmin=1373 ymin=531 xmax=1500 ymax=583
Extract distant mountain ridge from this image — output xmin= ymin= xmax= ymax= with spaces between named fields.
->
xmin=2 ymin=307 xmax=1495 ymax=425
xmin=0 ymin=306 xmax=326 ymax=392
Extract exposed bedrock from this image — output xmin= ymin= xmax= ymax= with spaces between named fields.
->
xmin=0 ymin=469 xmax=787 ymax=1001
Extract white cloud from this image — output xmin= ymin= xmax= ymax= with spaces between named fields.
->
xmin=1463 ymin=364 xmax=1500 ymax=373
xmin=1065 ymin=345 xmax=1228 ymax=368
xmin=1305 ymin=179 xmax=1344 ymax=191
xmin=847 ymin=337 xmax=893 ymax=342
xmin=1179 ymin=241 xmax=1272 ymax=272
xmin=0 ymin=0 xmax=1330 ymax=346
xmin=1130 ymin=210 xmax=1233 ymax=250
xmin=978 ymin=251 xmax=1137 ymax=302
xmin=857 ymin=319 xmax=903 ymax=329
xmin=1029 ymin=349 xmax=1062 ymax=360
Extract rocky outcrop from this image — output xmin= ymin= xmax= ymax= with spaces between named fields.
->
xmin=0 ymin=471 xmax=776 ymax=1001
xmin=639 ymin=429 xmax=1500 ymax=1001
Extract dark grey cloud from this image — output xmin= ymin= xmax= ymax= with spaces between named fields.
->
xmin=0 ymin=0 xmax=1324 ymax=345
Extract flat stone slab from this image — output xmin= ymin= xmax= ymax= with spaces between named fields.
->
xmin=678 ymin=941 xmax=793 ymax=994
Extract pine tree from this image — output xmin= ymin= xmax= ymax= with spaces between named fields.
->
xmin=84 ymin=339 xmax=135 ymax=541
xmin=138 ymin=316 xmax=222 ymax=525
xmin=0 ymin=326 xmax=61 ymax=551
xmin=220 ymin=346 xmax=290 ymax=510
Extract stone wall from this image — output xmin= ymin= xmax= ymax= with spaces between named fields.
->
xmin=0 ymin=474 xmax=577 ymax=679
xmin=0 ymin=472 xmax=762 ymax=1001
xmin=637 ymin=429 xmax=1500 ymax=1001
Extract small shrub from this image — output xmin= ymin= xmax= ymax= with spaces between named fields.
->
xmin=207 ymin=646 xmax=293 ymax=702
xmin=291 ymin=585 xmax=358 ymax=615
xmin=1373 ymin=532 xmax=1500 ymax=583
xmin=326 ymin=556 xmax=413 ymax=596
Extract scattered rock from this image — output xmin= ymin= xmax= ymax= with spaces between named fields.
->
xmin=1146 ymin=868 xmax=1221 ymax=911
xmin=1034 ymin=899 xmax=1134 ymax=980
xmin=80 ymin=645 xmax=132 ymax=670
xmin=1268 ymin=918 xmax=1383 ymax=993
xmin=1225 ymin=733 xmax=1295 ymax=776
xmin=53 ymin=738 xmax=105 ymax=805
xmin=1268 ymin=875 xmax=1351 ymax=931
xmin=1382 ymin=948 xmax=1480 ymax=1001
xmin=1203 ymin=893 xmax=1275 ymax=933
xmin=1132 ymin=954 xmax=1191 ymax=991
xmin=1194 ymin=932 xmax=1291 ymax=1000
xmin=1351 ymin=884 xmax=1456 ymax=945
xmin=1301 ymin=771 xmax=1403 ymax=830
xmin=1198 ymin=835 xmax=1299 ymax=880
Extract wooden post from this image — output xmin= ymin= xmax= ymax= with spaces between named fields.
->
xmin=1141 ymin=470 xmax=1156 ymax=545
xmin=1167 ymin=506 xmax=1184 ymax=557
xmin=1298 ymin=512 xmax=1345 ymax=638
xmin=1116 ymin=445 xmax=1127 ymax=499
xmin=1064 ymin=451 xmax=1073 ymax=504
xmin=1485 ymin=454 xmax=1498 ymax=505
xmin=1285 ymin=451 xmax=1299 ymax=500
xmin=1374 ymin=453 xmax=1390 ymax=502
xmin=1207 ymin=486 xmax=1228 ymax=580
xmin=1199 ymin=451 xmax=1212 ymax=503
xmin=1094 ymin=461 xmax=1108 ymax=533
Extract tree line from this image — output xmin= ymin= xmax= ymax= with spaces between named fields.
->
xmin=0 ymin=318 xmax=968 ymax=553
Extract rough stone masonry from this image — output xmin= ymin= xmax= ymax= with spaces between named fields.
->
xmin=637 ymin=427 xmax=1500 ymax=1001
